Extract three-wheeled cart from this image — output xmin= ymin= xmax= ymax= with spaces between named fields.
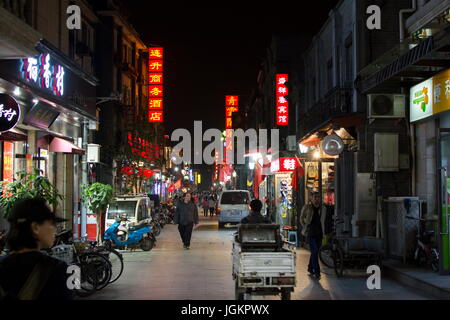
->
xmin=232 ymin=224 xmax=297 ymax=300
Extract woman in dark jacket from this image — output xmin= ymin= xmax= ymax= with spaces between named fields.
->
xmin=0 ymin=198 xmax=74 ymax=300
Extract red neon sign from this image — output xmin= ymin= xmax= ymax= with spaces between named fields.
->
xmin=276 ymin=74 xmax=289 ymax=126
xmin=149 ymin=111 xmax=164 ymax=123
xmin=149 ymin=47 xmax=164 ymax=123
xmin=279 ymin=158 xmax=297 ymax=172
xmin=226 ymin=96 xmax=239 ymax=107
xmin=128 ymin=133 xmax=161 ymax=160
xmin=149 ymin=48 xmax=164 ymax=59
xmin=149 ymin=98 xmax=163 ymax=109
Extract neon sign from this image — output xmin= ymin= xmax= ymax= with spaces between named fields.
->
xmin=0 ymin=94 xmax=21 ymax=133
xmin=149 ymin=47 xmax=164 ymax=123
xmin=21 ymin=54 xmax=65 ymax=96
xmin=127 ymin=133 xmax=161 ymax=160
xmin=276 ymin=74 xmax=289 ymax=126
xmin=225 ymin=96 xmax=239 ymax=164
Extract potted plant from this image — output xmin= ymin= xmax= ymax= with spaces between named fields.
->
xmin=81 ymin=183 xmax=114 ymax=243
xmin=0 ymin=169 xmax=64 ymax=219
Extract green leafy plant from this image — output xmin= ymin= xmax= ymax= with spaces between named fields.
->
xmin=0 ymin=169 xmax=64 ymax=219
xmin=81 ymin=183 xmax=115 ymax=242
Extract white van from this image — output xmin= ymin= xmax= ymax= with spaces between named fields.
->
xmin=105 ymin=195 xmax=152 ymax=230
xmin=217 ymin=190 xmax=252 ymax=229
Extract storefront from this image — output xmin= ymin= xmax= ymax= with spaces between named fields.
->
xmin=298 ymin=126 xmax=359 ymax=236
xmin=0 ymin=48 xmax=98 ymax=236
xmin=410 ymin=68 xmax=450 ymax=274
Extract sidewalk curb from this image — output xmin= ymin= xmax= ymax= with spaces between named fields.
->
xmin=383 ymin=264 xmax=450 ymax=300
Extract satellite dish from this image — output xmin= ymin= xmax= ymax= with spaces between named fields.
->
xmin=321 ymin=134 xmax=344 ymax=156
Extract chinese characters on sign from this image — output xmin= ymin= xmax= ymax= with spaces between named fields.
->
xmin=433 ymin=69 xmax=450 ymax=115
xmin=3 ymin=142 xmax=14 ymax=183
xmin=0 ymin=94 xmax=21 ymax=133
xmin=271 ymin=158 xmax=298 ymax=173
xmin=225 ymin=96 xmax=239 ymax=163
xmin=149 ymin=47 xmax=164 ymax=123
xmin=21 ymin=54 xmax=65 ymax=96
xmin=127 ymin=133 xmax=161 ymax=160
xmin=276 ymin=74 xmax=289 ymax=126
xmin=410 ymin=69 xmax=450 ymax=122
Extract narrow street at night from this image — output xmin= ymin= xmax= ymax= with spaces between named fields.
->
xmin=0 ymin=0 xmax=450 ymax=312
xmin=89 ymin=216 xmax=432 ymax=301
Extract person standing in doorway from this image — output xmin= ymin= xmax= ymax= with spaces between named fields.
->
xmin=300 ymin=192 xmax=326 ymax=280
xmin=173 ymin=193 xmax=199 ymax=250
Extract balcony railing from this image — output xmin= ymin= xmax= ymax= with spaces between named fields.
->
xmin=1 ymin=0 xmax=32 ymax=26
xmin=298 ymin=86 xmax=353 ymax=138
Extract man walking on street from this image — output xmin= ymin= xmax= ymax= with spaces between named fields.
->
xmin=173 ymin=193 xmax=199 ymax=250
xmin=300 ymin=192 xmax=326 ymax=280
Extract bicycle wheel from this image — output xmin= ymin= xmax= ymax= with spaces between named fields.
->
xmin=74 ymin=261 xmax=98 ymax=297
xmin=319 ymin=244 xmax=334 ymax=268
xmin=333 ymin=245 xmax=344 ymax=277
xmin=103 ymin=248 xmax=124 ymax=283
xmin=80 ymin=252 xmax=112 ymax=291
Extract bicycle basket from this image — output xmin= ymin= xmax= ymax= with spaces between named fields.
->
xmin=51 ymin=245 xmax=74 ymax=264
xmin=73 ymin=242 xmax=88 ymax=254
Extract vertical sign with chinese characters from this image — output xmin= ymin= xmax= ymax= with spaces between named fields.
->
xmin=149 ymin=47 xmax=164 ymax=123
xmin=3 ymin=142 xmax=14 ymax=183
xmin=276 ymin=74 xmax=289 ymax=126
xmin=225 ymin=96 xmax=239 ymax=164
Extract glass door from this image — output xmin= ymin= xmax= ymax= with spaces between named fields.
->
xmin=439 ymin=131 xmax=450 ymax=273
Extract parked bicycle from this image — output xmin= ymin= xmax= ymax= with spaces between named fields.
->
xmin=405 ymin=215 xmax=439 ymax=272
xmin=319 ymin=219 xmax=346 ymax=269
xmin=49 ymin=230 xmax=116 ymax=297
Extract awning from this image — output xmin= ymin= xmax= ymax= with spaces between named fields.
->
xmin=49 ymin=137 xmax=85 ymax=155
xmin=299 ymin=113 xmax=364 ymax=146
xmin=0 ymin=128 xmax=27 ymax=141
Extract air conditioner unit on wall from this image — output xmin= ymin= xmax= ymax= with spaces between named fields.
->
xmin=368 ymin=94 xmax=406 ymax=118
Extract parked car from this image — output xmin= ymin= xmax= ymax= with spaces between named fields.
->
xmin=105 ymin=195 xmax=152 ymax=231
xmin=217 ymin=190 xmax=251 ymax=229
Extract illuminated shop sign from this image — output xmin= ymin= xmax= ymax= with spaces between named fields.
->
xmin=0 ymin=94 xmax=21 ymax=133
xmin=410 ymin=69 xmax=450 ymax=122
xmin=225 ymin=96 xmax=239 ymax=164
xmin=271 ymin=158 xmax=297 ymax=173
xmin=21 ymin=54 xmax=65 ymax=96
xmin=149 ymin=47 xmax=164 ymax=123
xmin=276 ymin=74 xmax=289 ymax=126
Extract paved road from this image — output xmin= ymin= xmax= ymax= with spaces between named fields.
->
xmin=89 ymin=216 xmax=432 ymax=300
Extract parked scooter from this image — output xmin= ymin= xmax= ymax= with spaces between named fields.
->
xmin=104 ymin=216 xmax=156 ymax=251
